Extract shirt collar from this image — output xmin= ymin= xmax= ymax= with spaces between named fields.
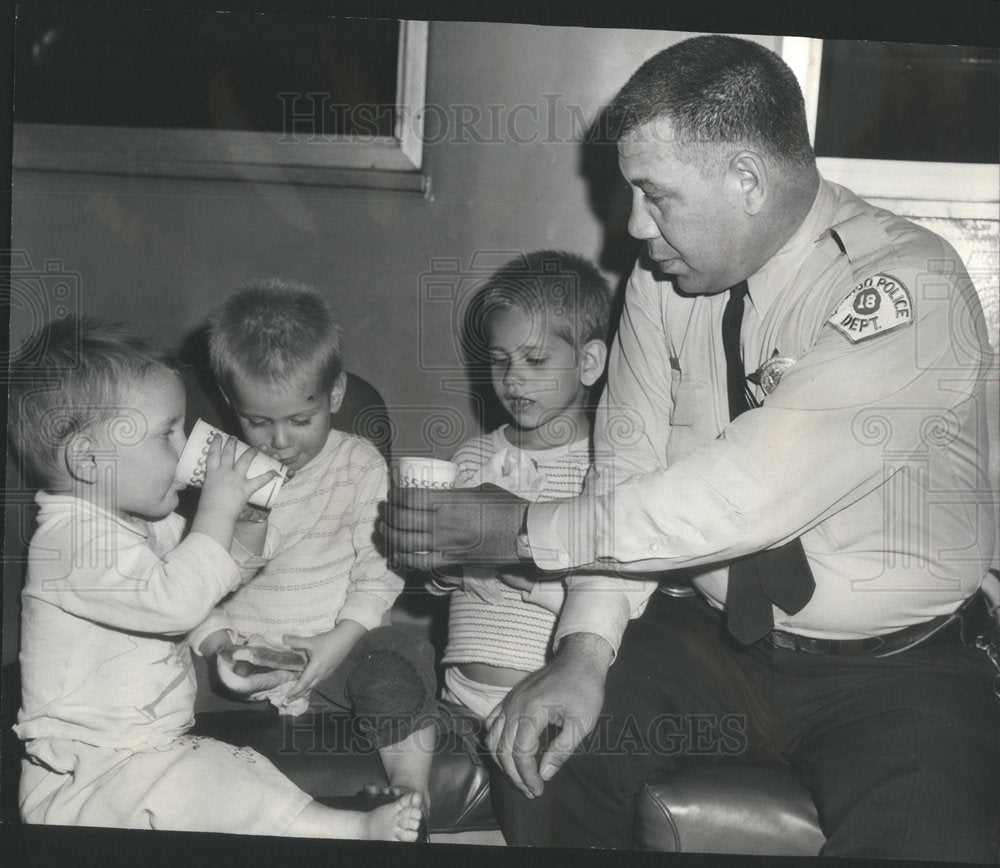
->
xmin=284 ymin=429 xmax=338 ymax=484
xmin=746 ymin=175 xmax=838 ymax=317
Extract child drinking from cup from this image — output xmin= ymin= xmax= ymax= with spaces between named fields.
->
xmin=189 ymin=279 xmax=437 ymax=811
xmin=9 ymin=318 xmax=422 ymax=839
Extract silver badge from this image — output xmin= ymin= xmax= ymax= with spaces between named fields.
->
xmin=748 ymin=349 xmax=796 ymax=396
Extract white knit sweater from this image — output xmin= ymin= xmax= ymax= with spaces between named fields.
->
xmin=189 ymin=429 xmax=402 ymax=652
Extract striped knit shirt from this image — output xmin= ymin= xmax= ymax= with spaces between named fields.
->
xmin=442 ymin=426 xmax=591 ymax=672
xmin=188 ymin=429 xmax=402 ymax=653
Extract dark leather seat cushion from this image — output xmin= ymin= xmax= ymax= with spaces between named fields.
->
xmin=634 ymin=765 xmax=826 ymax=855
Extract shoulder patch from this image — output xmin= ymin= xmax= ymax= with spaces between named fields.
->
xmin=827 ymin=273 xmax=913 ymax=343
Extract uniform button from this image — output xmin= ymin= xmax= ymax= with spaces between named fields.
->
xmin=649 ymin=541 xmax=660 ymax=553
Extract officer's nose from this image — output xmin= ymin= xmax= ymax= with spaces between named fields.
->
xmin=627 ymin=189 xmax=660 ymax=241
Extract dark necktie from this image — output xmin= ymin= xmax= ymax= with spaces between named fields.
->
xmin=722 ymin=281 xmax=815 ymax=644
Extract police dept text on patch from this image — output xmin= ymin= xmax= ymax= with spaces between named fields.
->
xmin=828 ymin=273 xmax=913 ymax=343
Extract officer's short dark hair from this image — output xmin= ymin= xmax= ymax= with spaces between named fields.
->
xmin=606 ymin=35 xmax=815 ymax=172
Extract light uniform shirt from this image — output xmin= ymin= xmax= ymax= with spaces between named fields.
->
xmin=528 ymin=177 xmax=996 ymax=647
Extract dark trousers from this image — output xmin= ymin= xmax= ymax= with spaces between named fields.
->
xmin=496 ymin=591 xmax=1000 ymax=862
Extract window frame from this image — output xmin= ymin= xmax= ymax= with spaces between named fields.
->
xmin=12 ymin=19 xmax=430 ymax=195
xmin=781 ymin=36 xmax=998 ymax=215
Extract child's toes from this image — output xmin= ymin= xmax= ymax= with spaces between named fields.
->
xmin=395 ymin=806 xmax=423 ymax=840
xmin=399 ymin=789 xmax=424 ymax=811
xmin=362 ymin=782 xmax=401 ymax=801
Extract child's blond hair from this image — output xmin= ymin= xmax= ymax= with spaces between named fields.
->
xmin=8 ymin=317 xmax=178 ymax=487
xmin=208 ymin=279 xmax=344 ymax=394
xmin=462 ymin=250 xmax=612 ymax=364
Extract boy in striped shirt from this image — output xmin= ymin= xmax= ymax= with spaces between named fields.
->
xmin=429 ymin=251 xmax=611 ymax=719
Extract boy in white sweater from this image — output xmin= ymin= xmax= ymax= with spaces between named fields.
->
xmin=10 ymin=318 xmax=422 ymax=839
xmin=190 ymin=280 xmax=436 ymax=806
xmin=429 ymin=251 xmax=611 ymax=719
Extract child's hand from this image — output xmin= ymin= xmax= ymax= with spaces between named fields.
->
xmin=462 ymin=570 xmax=506 ymax=605
xmin=283 ymin=620 xmax=367 ymax=702
xmin=190 ymin=435 xmax=279 ymax=549
xmin=198 ymin=628 xmax=234 ymax=659
xmin=498 ymin=570 xmax=537 ymax=593
xmin=215 ymin=645 xmax=298 ymax=696
xmin=200 ymin=434 xmax=279 ymax=517
xmin=199 ymin=630 xmax=296 ymax=696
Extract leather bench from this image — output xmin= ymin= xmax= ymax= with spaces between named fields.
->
xmin=635 ymin=767 xmax=824 ymax=855
xmin=190 ymin=703 xmax=827 ymax=853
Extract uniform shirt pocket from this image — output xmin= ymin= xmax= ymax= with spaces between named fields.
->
xmin=669 ymin=368 xmax=712 ymax=427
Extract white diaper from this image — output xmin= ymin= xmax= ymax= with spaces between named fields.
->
xmin=442 ymin=666 xmax=514 ymax=720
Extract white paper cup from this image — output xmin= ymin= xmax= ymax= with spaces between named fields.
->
xmin=395 ymin=457 xmax=459 ymax=490
xmin=394 ymin=457 xmax=458 ymax=556
xmin=175 ymin=419 xmax=288 ymax=509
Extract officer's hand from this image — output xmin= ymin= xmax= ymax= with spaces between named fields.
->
xmin=383 ymin=484 xmax=527 ymax=572
xmin=484 ymin=632 xmax=612 ymax=798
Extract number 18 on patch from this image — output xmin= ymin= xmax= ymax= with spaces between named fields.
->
xmin=828 ymin=272 xmax=913 ymax=343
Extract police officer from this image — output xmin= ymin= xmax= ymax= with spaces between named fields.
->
xmin=385 ymin=35 xmax=998 ymax=861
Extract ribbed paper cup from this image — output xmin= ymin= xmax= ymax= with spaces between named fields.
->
xmin=395 ymin=457 xmax=459 ymax=489
xmin=175 ymin=419 xmax=288 ymax=509
xmin=393 ymin=457 xmax=458 ymax=556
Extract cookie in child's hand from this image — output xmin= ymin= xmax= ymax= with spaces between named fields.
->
xmin=220 ymin=644 xmax=308 ymax=675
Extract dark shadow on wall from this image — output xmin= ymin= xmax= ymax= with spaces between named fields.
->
xmin=445 ymin=107 xmax=642 ymax=438
xmin=579 ymin=103 xmax=643 ymax=340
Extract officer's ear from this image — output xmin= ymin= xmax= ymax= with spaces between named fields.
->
xmin=730 ymin=151 xmax=768 ymax=216
xmin=578 ymin=339 xmax=608 ymax=388
xmin=65 ymin=432 xmax=99 ymax=484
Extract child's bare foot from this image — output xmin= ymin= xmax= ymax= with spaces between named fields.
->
xmin=363 ymin=781 xmax=430 ymax=817
xmin=361 ymin=789 xmax=424 ymax=842
xmin=377 ymin=724 xmax=435 ymax=815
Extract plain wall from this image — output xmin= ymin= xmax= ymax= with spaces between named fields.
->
xmin=9 ymin=22 xmax=758 ymax=453
xmin=6 ymin=21 xmax=774 ymax=663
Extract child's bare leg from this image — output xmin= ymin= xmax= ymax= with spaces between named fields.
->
xmin=284 ymin=792 xmax=423 ymax=841
xmin=377 ymin=723 xmax=436 ymax=810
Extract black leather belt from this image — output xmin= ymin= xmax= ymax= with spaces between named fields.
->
xmin=764 ymin=591 xmax=990 ymax=657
